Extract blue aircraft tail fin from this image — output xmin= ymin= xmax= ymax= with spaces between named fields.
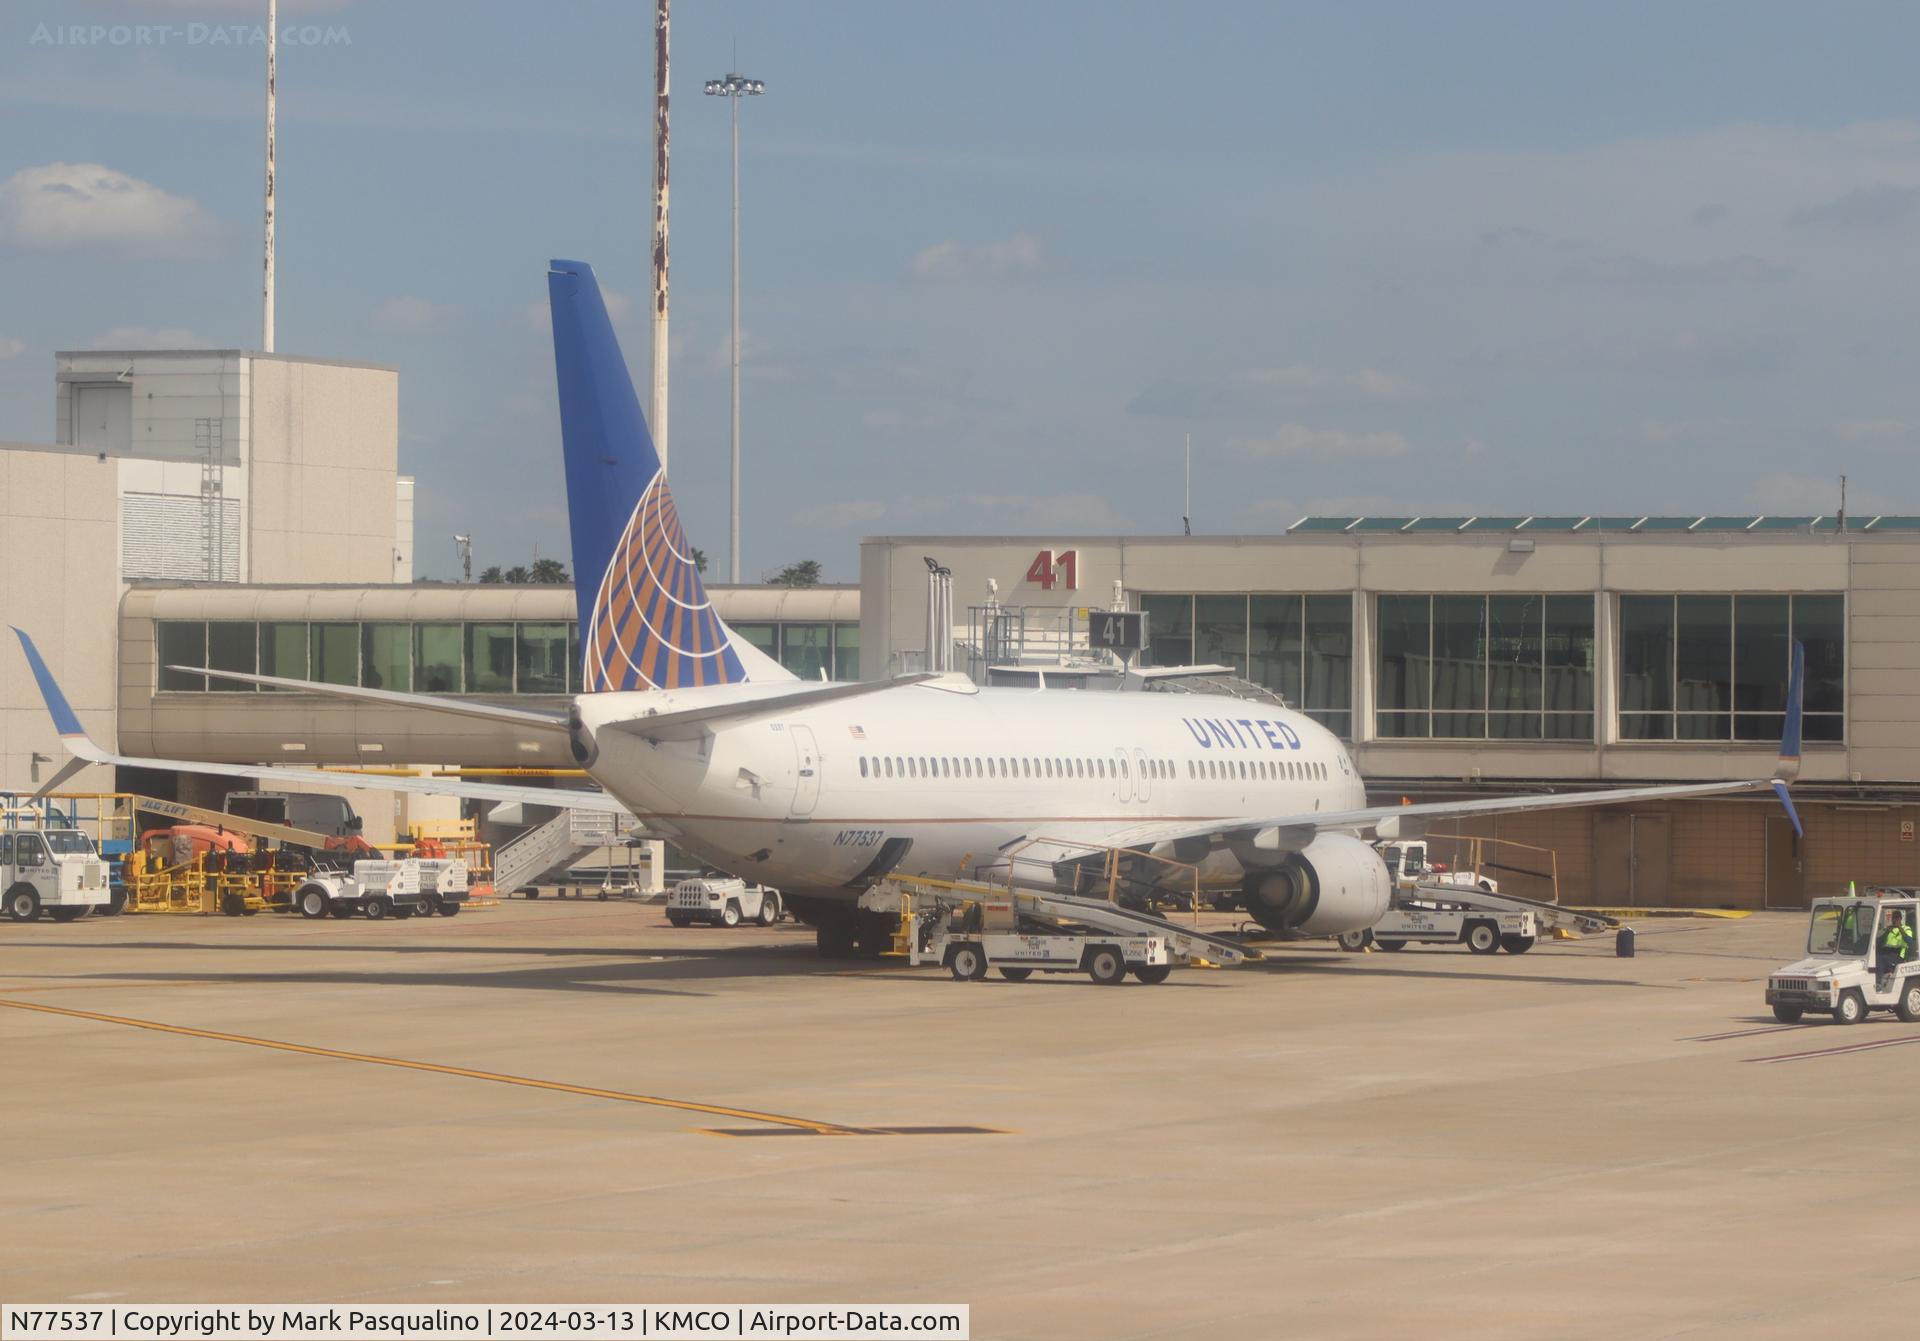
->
xmin=547 ymin=259 xmax=747 ymax=692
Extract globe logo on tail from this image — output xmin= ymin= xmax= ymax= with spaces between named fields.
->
xmin=584 ymin=470 xmax=745 ymax=692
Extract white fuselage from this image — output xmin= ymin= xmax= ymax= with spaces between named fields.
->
xmin=575 ymin=680 xmax=1366 ymax=896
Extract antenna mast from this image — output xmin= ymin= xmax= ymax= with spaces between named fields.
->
xmin=262 ymin=0 xmax=276 ymax=352
xmin=650 ymin=0 xmax=670 ymax=470
xmin=1182 ymin=434 xmax=1192 ymax=536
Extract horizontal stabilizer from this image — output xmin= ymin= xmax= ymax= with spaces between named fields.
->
xmin=14 ymin=629 xmax=624 ymax=815
xmin=167 ymin=666 xmax=569 ymax=732
xmin=605 ymin=673 xmax=938 ymax=741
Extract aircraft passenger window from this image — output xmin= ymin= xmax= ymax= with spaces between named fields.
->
xmin=860 ymin=758 xmax=869 ymax=778
xmin=1077 ymin=759 xmax=1087 ymax=778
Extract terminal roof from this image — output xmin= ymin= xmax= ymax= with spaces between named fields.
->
xmin=1284 ymin=515 xmax=1920 ymax=534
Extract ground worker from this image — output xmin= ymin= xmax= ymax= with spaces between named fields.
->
xmin=1879 ymin=908 xmax=1914 ymax=987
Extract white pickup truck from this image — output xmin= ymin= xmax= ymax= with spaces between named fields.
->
xmin=1 ymin=828 xmax=112 ymax=923
xmin=667 ymin=877 xmax=783 ymax=927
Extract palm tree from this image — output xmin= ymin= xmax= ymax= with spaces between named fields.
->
xmin=528 ymin=557 xmax=570 ymax=584
xmin=503 ymin=565 xmax=531 ymax=584
xmin=771 ymin=559 xmax=823 ymax=588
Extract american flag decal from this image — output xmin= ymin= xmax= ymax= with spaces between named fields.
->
xmin=848 ymin=724 xmax=866 ymax=739
xmin=583 ymin=470 xmax=747 ymax=692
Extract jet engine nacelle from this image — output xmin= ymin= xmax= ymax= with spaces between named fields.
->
xmin=1241 ymin=833 xmax=1391 ymax=936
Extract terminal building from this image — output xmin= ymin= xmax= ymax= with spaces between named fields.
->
xmin=858 ymin=521 xmax=1920 ymax=908
xmin=9 ymin=342 xmax=1920 ymax=910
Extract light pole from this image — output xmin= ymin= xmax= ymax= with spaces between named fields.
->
xmin=704 ymin=71 xmax=764 ymax=584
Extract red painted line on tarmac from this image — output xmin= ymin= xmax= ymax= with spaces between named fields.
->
xmin=1746 ymin=1031 xmax=1920 ymax=1064
xmin=1686 ymin=1023 xmax=1809 ymax=1042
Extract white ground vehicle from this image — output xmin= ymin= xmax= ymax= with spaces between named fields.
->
xmin=1340 ymin=899 xmax=1539 ymax=954
xmin=901 ymin=882 xmax=1255 ymax=984
xmin=1765 ymin=891 xmax=1920 ymax=1025
xmin=1 ymin=828 xmax=111 ymax=923
xmin=667 ymin=877 xmax=783 ymax=927
xmin=413 ymin=859 xmax=471 ymax=917
xmin=292 ymin=859 xmax=426 ymax=921
xmin=1379 ymin=840 xmax=1500 ymax=894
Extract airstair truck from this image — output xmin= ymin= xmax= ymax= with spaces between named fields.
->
xmin=1766 ymin=889 xmax=1920 ymax=1025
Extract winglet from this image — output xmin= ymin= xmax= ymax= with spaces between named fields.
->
xmin=1772 ymin=780 xmax=1804 ymax=839
xmin=1774 ymin=639 xmax=1804 ymax=782
xmin=14 ymin=628 xmax=84 ymax=735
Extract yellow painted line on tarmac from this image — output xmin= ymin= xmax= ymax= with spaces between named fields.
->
xmin=0 ymin=981 xmax=237 ymax=995
xmin=1575 ymin=907 xmax=1753 ymax=920
xmin=0 ymin=996 xmax=858 ymax=1135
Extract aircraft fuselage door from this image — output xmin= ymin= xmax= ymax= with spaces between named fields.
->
xmin=1133 ymin=748 xmax=1151 ymax=803
xmin=789 ymin=725 xmax=821 ymax=817
xmin=1113 ymin=748 xmax=1133 ymax=803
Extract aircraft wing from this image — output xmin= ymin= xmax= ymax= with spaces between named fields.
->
xmin=1030 ymin=640 xmax=1807 ymax=858
xmin=18 ymin=630 xmax=629 ymax=816
xmin=1026 ymin=775 xmax=1789 ymax=860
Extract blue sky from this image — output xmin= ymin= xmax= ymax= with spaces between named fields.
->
xmin=4 ymin=1 xmax=1920 ymax=580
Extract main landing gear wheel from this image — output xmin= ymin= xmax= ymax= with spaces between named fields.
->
xmin=948 ymin=942 xmax=988 ymax=981
xmin=1500 ymin=935 xmax=1536 ymax=955
xmin=1131 ymin=964 xmax=1173 ymax=984
xmin=1465 ymin=922 xmax=1501 ymax=955
xmin=1897 ymin=981 xmax=1920 ymax=1024
xmin=6 ymin=885 xmax=43 ymax=923
xmin=1772 ymin=1003 xmax=1805 ymax=1024
xmin=1834 ymin=990 xmax=1867 ymax=1025
xmin=998 ymin=967 xmax=1033 ymax=982
xmin=1085 ymin=945 xmax=1127 ymax=986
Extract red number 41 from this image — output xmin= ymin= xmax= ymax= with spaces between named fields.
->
xmin=1024 ymin=549 xmax=1079 ymax=591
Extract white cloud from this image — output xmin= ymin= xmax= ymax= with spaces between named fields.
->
xmin=370 ymin=296 xmax=452 ymax=332
xmin=1638 ymin=417 xmax=1747 ymax=447
xmin=0 ymin=162 xmax=215 ymax=254
xmin=910 ymin=233 xmax=1042 ymax=280
xmin=1249 ymin=365 xmax=1424 ymax=402
xmin=1228 ymin=425 xmax=1411 ymax=462
xmin=1835 ymin=418 xmax=1916 ymax=447
xmin=0 ymin=337 xmax=25 ymax=360
xmin=85 ymin=326 xmax=204 ymax=349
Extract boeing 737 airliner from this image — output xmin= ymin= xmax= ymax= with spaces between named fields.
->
xmin=14 ymin=260 xmax=1806 ymax=956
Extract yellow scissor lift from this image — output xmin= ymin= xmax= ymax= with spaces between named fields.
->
xmin=121 ymin=796 xmax=336 ymax=916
